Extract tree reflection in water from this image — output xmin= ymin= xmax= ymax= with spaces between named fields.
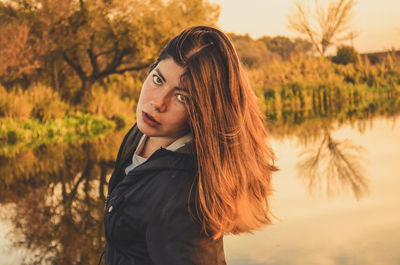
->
xmin=0 ymin=130 xmax=126 ymax=265
xmin=297 ymin=127 xmax=368 ymax=200
xmin=265 ymin=94 xmax=400 ymax=200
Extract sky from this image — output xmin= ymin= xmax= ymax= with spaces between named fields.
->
xmin=208 ymin=0 xmax=400 ymax=54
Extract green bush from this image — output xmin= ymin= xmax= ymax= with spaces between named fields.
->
xmin=332 ymin=45 xmax=359 ymax=65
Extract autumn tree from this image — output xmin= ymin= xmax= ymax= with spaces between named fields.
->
xmin=0 ymin=14 xmax=44 ymax=86
xmin=287 ymin=0 xmax=357 ymax=56
xmin=0 ymin=0 xmax=220 ymax=103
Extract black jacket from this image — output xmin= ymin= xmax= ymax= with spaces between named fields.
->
xmin=104 ymin=124 xmax=226 ymax=265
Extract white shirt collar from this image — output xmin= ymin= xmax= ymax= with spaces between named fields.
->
xmin=135 ymin=132 xmax=192 ymax=155
xmin=125 ymin=132 xmax=193 ymax=175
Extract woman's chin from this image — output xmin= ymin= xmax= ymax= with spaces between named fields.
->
xmin=137 ymin=119 xmax=158 ymax=136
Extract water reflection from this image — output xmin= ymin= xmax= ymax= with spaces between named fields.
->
xmin=0 ymin=99 xmax=400 ymax=264
xmin=265 ymin=95 xmax=400 ymax=144
xmin=297 ymin=127 xmax=368 ymax=200
xmin=0 ymin=131 xmax=125 ymax=264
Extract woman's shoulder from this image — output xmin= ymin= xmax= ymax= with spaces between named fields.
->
xmin=150 ymin=149 xmax=197 ymax=195
xmin=128 ymin=148 xmax=196 ymax=200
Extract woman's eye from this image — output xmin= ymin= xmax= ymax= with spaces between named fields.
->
xmin=152 ymin=75 xmax=162 ymax=85
xmin=176 ymin=94 xmax=186 ymax=103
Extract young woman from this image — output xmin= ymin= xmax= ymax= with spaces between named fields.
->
xmin=103 ymin=26 xmax=277 ymax=265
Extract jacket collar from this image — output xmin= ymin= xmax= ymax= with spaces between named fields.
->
xmin=122 ymin=124 xmax=196 ymax=171
xmin=127 ymin=148 xmax=195 ymax=174
xmin=109 ymin=124 xmax=195 ymax=194
xmin=119 ymin=124 xmax=194 ymax=166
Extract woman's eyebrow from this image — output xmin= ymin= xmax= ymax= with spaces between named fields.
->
xmin=155 ymin=68 xmax=188 ymax=92
xmin=155 ymin=68 xmax=166 ymax=82
xmin=175 ymin=87 xmax=188 ymax=93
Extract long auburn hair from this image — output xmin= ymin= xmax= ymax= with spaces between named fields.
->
xmin=153 ymin=26 xmax=278 ymax=238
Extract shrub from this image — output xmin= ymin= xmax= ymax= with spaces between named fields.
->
xmin=0 ymin=84 xmax=67 ymax=120
xmin=79 ymin=85 xmax=135 ymax=120
xmin=0 ymin=85 xmax=32 ymax=119
xmin=28 ymin=84 xmax=67 ymax=121
xmin=332 ymin=45 xmax=359 ymax=65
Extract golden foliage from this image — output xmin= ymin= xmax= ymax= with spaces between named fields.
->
xmin=0 ymin=84 xmax=67 ymax=120
xmin=0 ymin=23 xmax=40 ymax=81
xmin=28 ymin=84 xmax=68 ymax=121
xmin=79 ymin=85 xmax=136 ymax=120
xmin=0 ymin=85 xmax=33 ymax=119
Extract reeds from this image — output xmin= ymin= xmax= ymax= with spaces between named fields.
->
xmin=0 ymin=84 xmax=67 ymax=120
xmin=247 ymin=53 xmax=400 ymax=116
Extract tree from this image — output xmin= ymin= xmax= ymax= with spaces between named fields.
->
xmin=287 ymin=0 xmax=357 ymax=56
xmin=0 ymin=19 xmax=44 ymax=86
xmin=0 ymin=0 xmax=220 ymax=103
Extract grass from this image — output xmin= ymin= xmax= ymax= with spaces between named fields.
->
xmin=0 ymin=112 xmax=115 ymax=156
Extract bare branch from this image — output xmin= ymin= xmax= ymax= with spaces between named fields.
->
xmin=62 ymin=51 xmax=87 ymax=82
xmin=288 ymin=0 xmax=357 ymax=56
xmin=87 ymin=34 xmax=100 ymax=75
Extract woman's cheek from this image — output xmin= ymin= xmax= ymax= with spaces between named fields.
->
xmin=138 ymin=84 xmax=151 ymax=105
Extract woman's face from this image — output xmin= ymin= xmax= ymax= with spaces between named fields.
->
xmin=136 ymin=57 xmax=189 ymax=143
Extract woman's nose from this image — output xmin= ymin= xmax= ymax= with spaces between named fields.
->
xmin=151 ymin=91 xmax=168 ymax=112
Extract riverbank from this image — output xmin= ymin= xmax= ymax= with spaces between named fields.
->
xmin=0 ymin=112 xmax=116 ymax=156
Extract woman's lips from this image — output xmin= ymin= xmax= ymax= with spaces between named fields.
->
xmin=142 ymin=111 xmax=160 ymax=127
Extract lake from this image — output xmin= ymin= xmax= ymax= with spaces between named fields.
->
xmin=0 ymin=113 xmax=399 ymax=265
xmin=225 ymin=116 xmax=400 ymax=265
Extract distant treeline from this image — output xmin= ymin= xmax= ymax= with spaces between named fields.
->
xmin=1 ymin=36 xmax=399 ymax=125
